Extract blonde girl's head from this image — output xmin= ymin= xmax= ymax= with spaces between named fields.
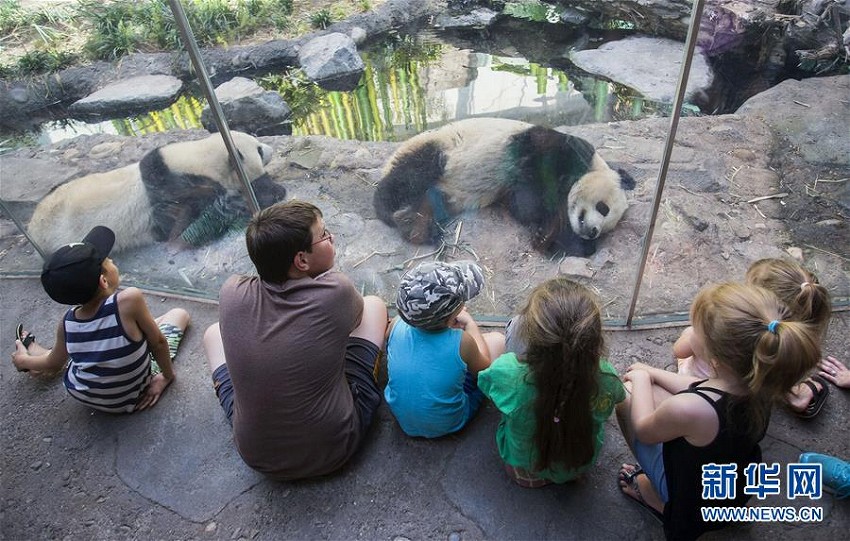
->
xmin=745 ymin=258 xmax=831 ymax=338
xmin=691 ymin=283 xmax=821 ymax=431
xmin=519 ymin=278 xmax=605 ymax=471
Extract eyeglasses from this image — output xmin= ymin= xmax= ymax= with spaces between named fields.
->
xmin=311 ymin=228 xmax=334 ymax=246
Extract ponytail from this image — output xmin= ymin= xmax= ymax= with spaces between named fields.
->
xmin=692 ymin=283 xmax=822 ymax=435
xmin=746 ymin=258 xmax=831 ymax=337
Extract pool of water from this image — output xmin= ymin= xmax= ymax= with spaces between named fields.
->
xmin=16 ymin=22 xmax=685 ymax=147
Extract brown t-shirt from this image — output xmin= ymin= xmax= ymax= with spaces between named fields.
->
xmin=218 ymin=271 xmax=364 ymax=480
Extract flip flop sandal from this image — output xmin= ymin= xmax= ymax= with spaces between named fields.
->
xmin=15 ymin=323 xmax=35 ymax=348
xmin=794 ymin=375 xmax=829 ymax=419
xmin=618 ymin=464 xmax=664 ymax=523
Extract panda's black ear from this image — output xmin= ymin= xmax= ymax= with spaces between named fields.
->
xmin=617 ymin=168 xmax=636 ymax=190
xmin=596 ymin=201 xmax=610 ymax=217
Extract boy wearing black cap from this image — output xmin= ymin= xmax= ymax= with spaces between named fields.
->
xmin=11 ymin=226 xmax=190 ymax=412
xmin=385 ymin=261 xmax=505 ymax=438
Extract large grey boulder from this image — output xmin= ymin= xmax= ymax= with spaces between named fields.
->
xmin=200 ymin=77 xmax=292 ymax=136
xmin=569 ymin=35 xmax=713 ymax=104
xmin=297 ymin=32 xmax=365 ymax=91
xmin=68 ymin=75 xmax=183 ymax=119
xmin=434 ymin=8 xmax=499 ymax=29
xmin=736 ymin=74 xmax=850 ymax=167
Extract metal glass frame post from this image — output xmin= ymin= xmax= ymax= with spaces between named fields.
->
xmin=625 ymin=0 xmax=707 ymax=327
xmin=166 ymin=0 xmax=261 ymax=214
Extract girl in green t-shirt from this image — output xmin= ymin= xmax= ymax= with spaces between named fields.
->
xmin=478 ymin=278 xmax=625 ymax=487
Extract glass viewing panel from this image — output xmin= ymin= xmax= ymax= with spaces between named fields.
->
xmin=1 ymin=4 xmax=847 ymax=324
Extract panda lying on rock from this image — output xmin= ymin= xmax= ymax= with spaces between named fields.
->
xmin=373 ymin=117 xmax=636 ymax=257
xmin=28 ymin=131 xmax=286 ymax=254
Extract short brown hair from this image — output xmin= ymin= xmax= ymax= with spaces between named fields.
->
xmin=245 ymin=200 xmax=321 ymax=282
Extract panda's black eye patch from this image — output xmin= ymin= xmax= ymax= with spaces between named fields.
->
xmin=596 ymin=201 xmax=610 ymax=217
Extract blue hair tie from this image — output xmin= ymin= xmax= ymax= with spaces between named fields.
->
xmin=767 ymin=320 xmax=780 ymax=334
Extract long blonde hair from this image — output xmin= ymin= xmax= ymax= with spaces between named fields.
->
xmin=519 ymin=278 xmax=605 ymax=470
xmin=691 ymin=282 xmax=821 ymax=434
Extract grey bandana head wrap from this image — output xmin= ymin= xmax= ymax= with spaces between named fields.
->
xmin=396 ymin=261 xmax=485 ymax=330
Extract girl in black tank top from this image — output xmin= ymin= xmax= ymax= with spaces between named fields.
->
xmin=615 ymin=283 xmax=822 ymax=540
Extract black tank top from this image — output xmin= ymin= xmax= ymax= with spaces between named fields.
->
xmin=662 ymin=381 xmax=764 ymax=540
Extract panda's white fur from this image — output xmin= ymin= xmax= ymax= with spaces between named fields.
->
xmin=567 ymin=153 xmax=629 ymax=240
xmin=28 ymin=131 xmax=278 ymax=254
xmin=373 ymin=117 xmax=634 ymax=256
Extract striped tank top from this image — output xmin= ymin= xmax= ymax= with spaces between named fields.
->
xmin=63 ymin=292 xmax=152 ymax=413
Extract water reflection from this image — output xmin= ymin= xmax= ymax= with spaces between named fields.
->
xmin=31 ymin=37 xmax=675 ymax=145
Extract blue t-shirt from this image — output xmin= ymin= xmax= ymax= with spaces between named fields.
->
xmin=384 ymin=319 xmax=473 ymax=437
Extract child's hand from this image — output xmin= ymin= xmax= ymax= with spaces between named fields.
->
xmin=451 ymin=308 xmax=472 ymax=330
xmin=627 ymin=362 xmax=653 ymax=374
xmin=819 ymin=356 xmax=850 ymax=389
xmin=135 ymin=373 xmax=174 ymax=411
xmin=624 ymin=368 xmax=651 ymax=385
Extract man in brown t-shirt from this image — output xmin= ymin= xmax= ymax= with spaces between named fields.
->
xmin=202 ymin=200 xmax=388 ymax=480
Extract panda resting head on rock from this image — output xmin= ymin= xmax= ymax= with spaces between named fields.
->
xmin=373 ymin=117 xmax=636 ymax=257
xmin=27 ymin=131 xmax=286 ymax=254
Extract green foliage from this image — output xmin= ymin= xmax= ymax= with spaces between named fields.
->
xmin=375 ymin=34 xmax=442 ymax=68
xmin=0 ymin=0 xmax=28 ymax=34
xmin=4 ymin=49 xmax=79 ymax=76
xmin=309 ymin=9 xmax=333 ymax=30
xmin=76 ymin=0 xmax=296 ymax=61
xmin=605 ymin=19 xmax=636 ymax=30
xmin=503 ymin=1 xmax=560 ymax=24
xmin=259 ymin=70 xmax=326 ymax=119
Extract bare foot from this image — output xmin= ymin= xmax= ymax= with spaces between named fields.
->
xmin=786 ymin=378 xmax=819 ymax=412
xmin=618 ymin=463 xmax=664 ymax=519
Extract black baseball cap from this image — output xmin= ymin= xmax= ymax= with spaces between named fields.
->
xmin=40 ymin=226 xmax=116 ymax=305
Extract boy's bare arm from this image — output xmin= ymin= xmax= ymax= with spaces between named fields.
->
xmin=120 ymin=288 xmax=176 ymax=411
xmin=454 ymin=309 xmax=492 ymax=374
xmin=11 ymin=320 xmax=69 ymax=374
xmin=123 ymin=288 xmax=175 ymax=380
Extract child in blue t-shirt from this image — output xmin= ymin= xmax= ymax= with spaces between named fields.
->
xmin=385 ymin=261 xmax=505 ymax=438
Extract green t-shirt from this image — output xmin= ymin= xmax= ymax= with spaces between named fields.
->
xmin=478 ymin=353 xmax=625 ymax=483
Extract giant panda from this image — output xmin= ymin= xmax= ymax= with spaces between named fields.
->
xmin=28 ymin=131 xmax=286 ymax=254
xmin=373 ymin=117 xmax=635 ymax=256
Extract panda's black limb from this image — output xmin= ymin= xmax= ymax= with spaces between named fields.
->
xmin=373 ymin=140 xmax=447 ymax=227
xmin=552 ymin=228 xmax=597 ymax=257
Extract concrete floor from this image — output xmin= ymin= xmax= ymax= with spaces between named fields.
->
xmin=1 ymin=276 xmax=847 ymax=540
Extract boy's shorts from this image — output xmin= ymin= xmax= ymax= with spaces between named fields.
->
xmin=211 ymin=336 xmax=382 ymax=432
xmin=149 ymin=323 xmax=185 ymax=376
